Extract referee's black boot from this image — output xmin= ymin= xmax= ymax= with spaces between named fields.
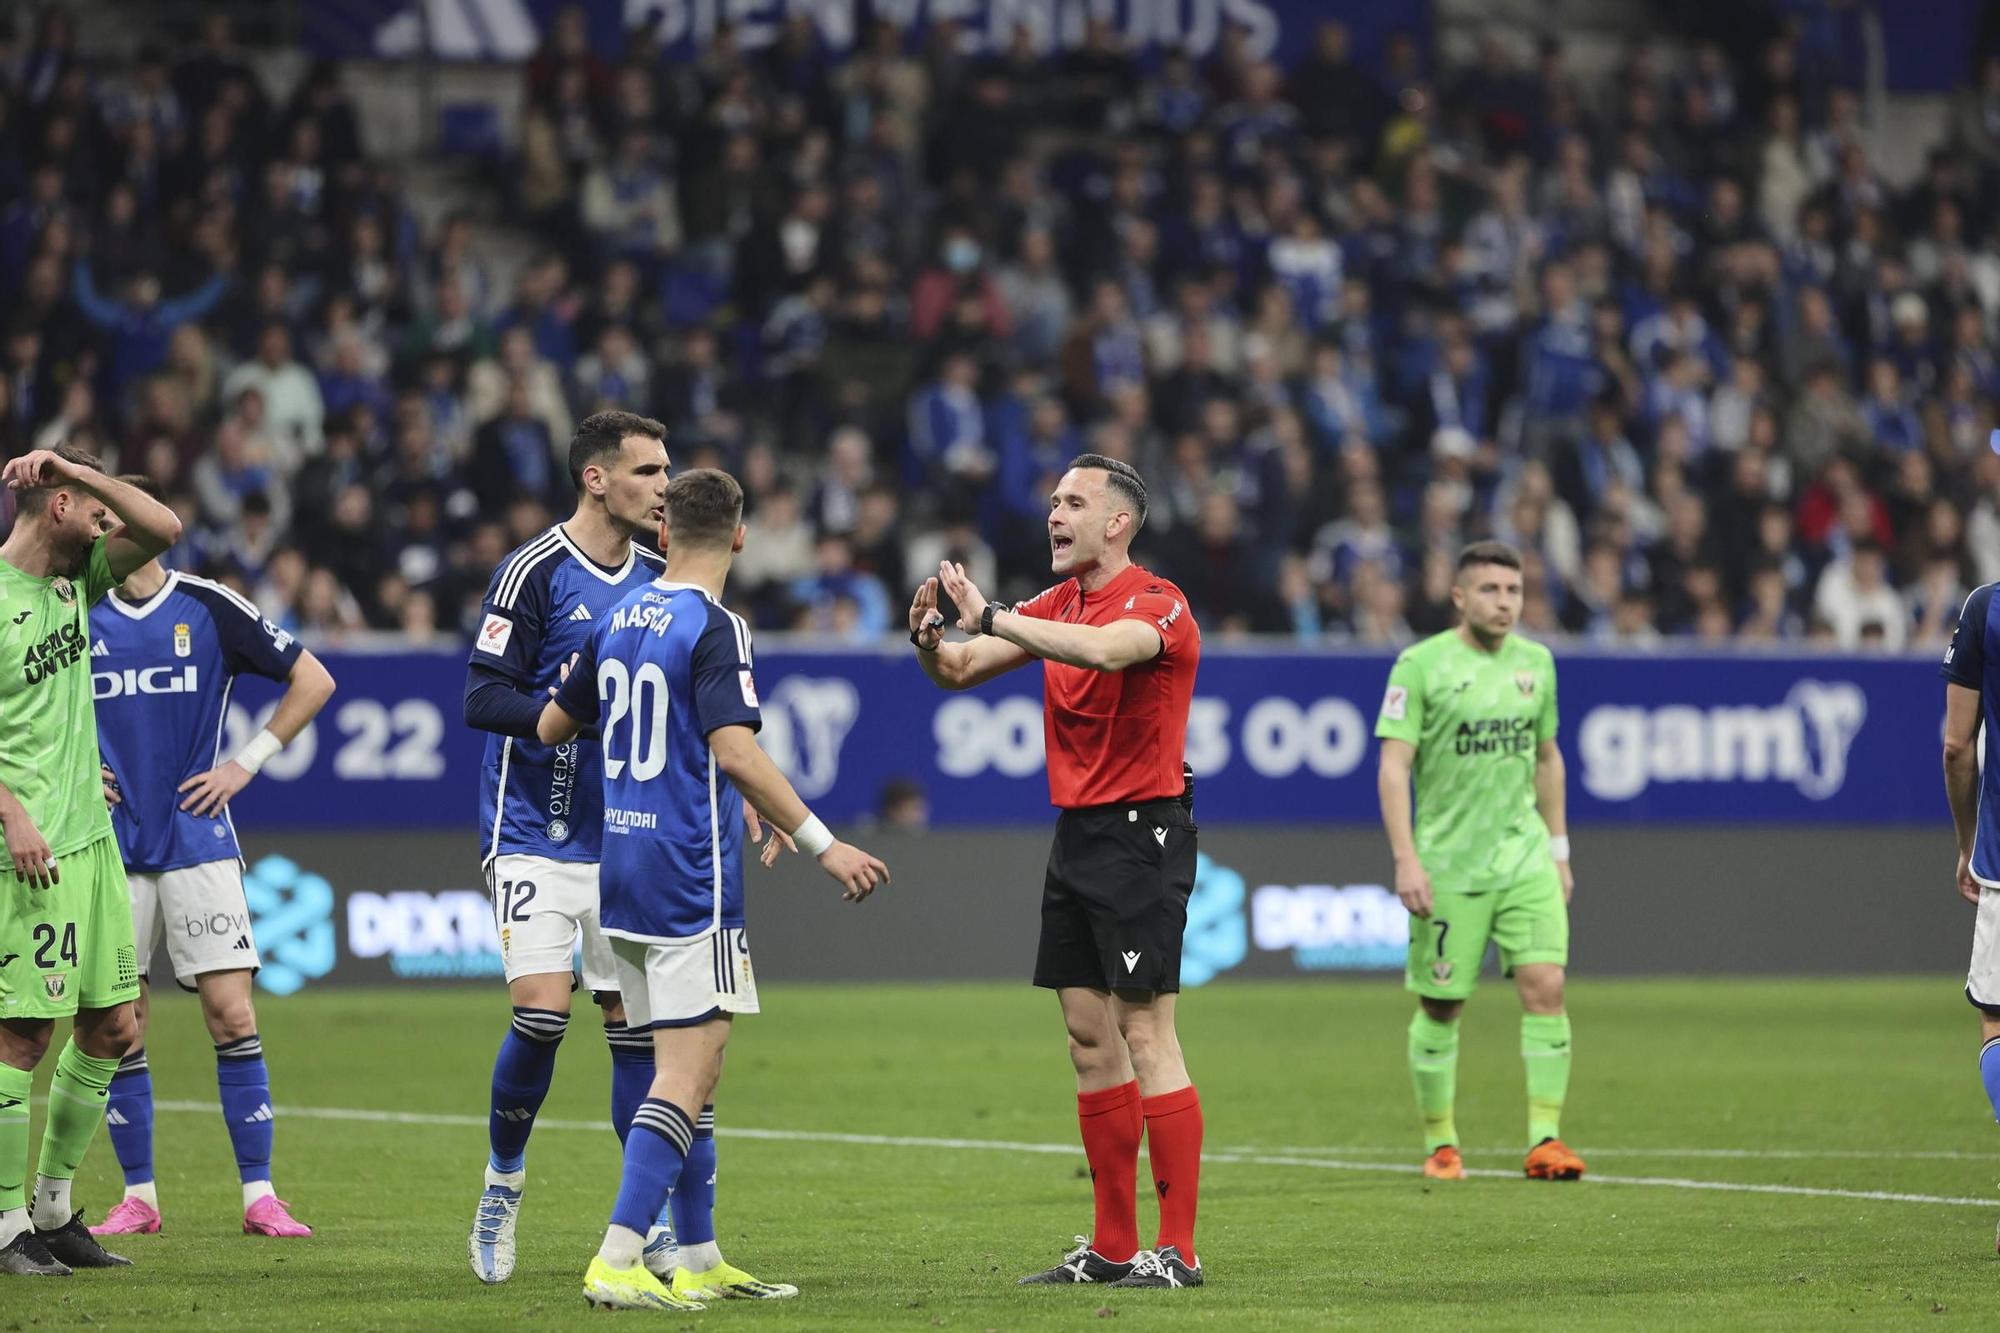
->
xmin=1017 ymin=1236 xmax=1137 ymax=1285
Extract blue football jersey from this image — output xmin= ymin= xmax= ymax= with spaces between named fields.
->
xmin=553 ymin=581 xmax=761 ymax=942
xmin=1944 ymin=583 xmax=2000 ymax=883
xmin=92 ymin=573 xmax=302 ymax=873
xmin=471 ymin=525 xmax=665 ymax=864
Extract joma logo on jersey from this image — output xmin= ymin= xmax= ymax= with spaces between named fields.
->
xmin=93 ymin=665 xmax=200 ymax=699
xmin=21 ymin=622 xmax=85 ymax=684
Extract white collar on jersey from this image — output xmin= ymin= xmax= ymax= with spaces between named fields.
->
xmin=103 ymin=570 xmax=181 ymax=620
xmin=552 ymin=524 xmax=636 ymax=585
xmin=651 ymin=579 xmax=718 ymax=602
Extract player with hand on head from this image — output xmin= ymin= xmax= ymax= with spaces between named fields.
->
xmin=88 ymin=475 xmax=335 ymax=1240
xmin=1938 ymin=578 xmax=2000 ymax=1250
xmin=911 ymin=455 xmax=1207 ymax=1290
xmin=0 ymin=447 xmax=181 ymax=1276
xmin=539 ymin=468 xmax=887 ymax=1311
xmin=1374 ymin=541 xmax=1582 ymax=1183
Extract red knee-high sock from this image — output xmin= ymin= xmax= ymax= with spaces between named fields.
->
xmin=1076 ymin=1080 xmax=1142 ymax=1263
xmin=1141 ymin=1085 xmax=1203 ymax=1263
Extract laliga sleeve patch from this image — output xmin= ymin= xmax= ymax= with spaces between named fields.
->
xmin=1381 ymin=684 xmax=1408 ymax=721
xmin=476 ymin=613 xmax=515 ymax=656
xmin=739 ymin=669 xmax=760 ymax=708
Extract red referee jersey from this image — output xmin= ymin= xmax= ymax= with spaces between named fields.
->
xmin=1015 ymin=562 xmax=1200 ymax=809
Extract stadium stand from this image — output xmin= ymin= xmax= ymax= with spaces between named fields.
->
xmin=0 ymin=2 xmax=1993 ymax=648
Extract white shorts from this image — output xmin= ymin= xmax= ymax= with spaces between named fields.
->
xmin=1971 ymin=885 xmax=2000 ymax=1010
xmin=129 ymin=859 xmax=261 ymax=989
xmin=611 ymin=929 xmax=760 ymax=1030
xmin=488 ymin=855 xmax=618 ymax=994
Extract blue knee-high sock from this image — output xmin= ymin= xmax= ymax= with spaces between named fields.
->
xmin=215 ymin=1035 xmax=274 ymax=1185
xmin=106 ymin=1049 xmax=155 ymax=1188
xmin=1981 ymin=1037 xmax=2000 ymax=1123
xmin=605 ymin=1021 xmax=653 ymax=1147
xmin=611 ymin=1100 xmax=692 ymax=1238
xmin=669 ymin=1105 xmax=718 ymax=1246
xmin=489 ymin=1007 xmax=568 ymax=1174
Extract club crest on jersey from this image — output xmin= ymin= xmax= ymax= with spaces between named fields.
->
xmin=43 ymin=973 xmax=65 ymax=1000
xmin=1515 ymin=672 xmax=1536 ymax=697
xmin=50 ymin=576 xmax=73 ymax=605
xmin=547 ymin=819 xmax=570 ymax=843
xmin=173 ymin=622 xmax=192 ymax=657
xmin=1430 ymin=960 xmax=1453 ymax=984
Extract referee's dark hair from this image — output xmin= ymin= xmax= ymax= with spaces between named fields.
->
xmin=569 ymin=409 xmax=667 ymax=490
xmin=664 ymin=468 xmax=743 ymax=551
xmin=116 ymin=473 xmax=164 ymax=500
xmin=1070 ymin=453 xmax=1149 ymax=533
xmin=1456 ymin=540 xmax=1524 ymax=578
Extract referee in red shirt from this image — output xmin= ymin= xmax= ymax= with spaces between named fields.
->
xmin=912 ymin=455 xmax=1205 ymax=1290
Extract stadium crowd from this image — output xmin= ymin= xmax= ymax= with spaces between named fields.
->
xmin=0 ymin=4 xmax=1995 ymax=649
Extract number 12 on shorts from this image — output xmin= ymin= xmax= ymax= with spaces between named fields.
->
xmin=497 ymin=879 xmax=537 ymax=923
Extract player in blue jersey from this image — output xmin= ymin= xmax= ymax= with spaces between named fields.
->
xmin=87 ymin=476 xmax=335 ymax=1240
xmin=84 ymin=472 xmax=336 ymax=1232
xmin=463 ymin=409 xmax=703 ymax=1285
xmin=1942 ymin=582 xmax=2000 ymax=1250
xmin=537 ymin=468 xmax=888 ymax=1311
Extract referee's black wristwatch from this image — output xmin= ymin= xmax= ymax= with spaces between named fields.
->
xmin=979 ymin=601 xmax=1011 ymax=636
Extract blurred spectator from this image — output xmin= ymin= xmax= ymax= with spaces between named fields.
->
xmin=0 ymin=12 xmax=1975 ymax=651
xmin=222 ymin=322 xmax=324 ymax=465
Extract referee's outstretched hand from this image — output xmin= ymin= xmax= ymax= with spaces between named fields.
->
xmin=818 ymin=840 xmax=889 ymax=903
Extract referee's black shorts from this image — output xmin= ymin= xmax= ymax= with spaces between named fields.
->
xmin=1032 ymin=795 xmax=1197 ymax=995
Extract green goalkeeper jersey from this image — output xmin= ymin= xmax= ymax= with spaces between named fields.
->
xmin=0 ymin=537 xmax=119 ymax=856
xmin=1374 ymin=628 xmax=1559 ymax=889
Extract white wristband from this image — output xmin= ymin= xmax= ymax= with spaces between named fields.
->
xmin=1548 ymin=835 xmax=1571 ymax=863
xmin=793 ymin=814 xmax=835 ymax=858
xmin=234 ymin=728 xmax=283 ymax=777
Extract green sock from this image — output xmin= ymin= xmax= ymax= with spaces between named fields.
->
xmin=0 ymin=1062 xmax=29 ymax=1211
xmin=1521 ymin=1012 xmax=1573 ymax=1147
xmin=35 ymin=1040 xmax=117 ymax=1186
xmin=1407 ymin=1011 xmax=1460 ymax=1152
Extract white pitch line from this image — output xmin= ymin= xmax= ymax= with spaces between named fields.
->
xmin=1251 ymin=1144 xmax=2000 ymax=1163
xmin=148 ymin=1101 xmax=2000 ymax=1210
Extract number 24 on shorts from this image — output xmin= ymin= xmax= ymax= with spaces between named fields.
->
xmin=33 ymin=921 xmax=77 ymax=968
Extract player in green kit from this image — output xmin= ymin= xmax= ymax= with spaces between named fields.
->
xmin=0 ymin=446 xmax=182 ymax=1276
xmin=1373 ymin=541 xmax=1584 ymax=1183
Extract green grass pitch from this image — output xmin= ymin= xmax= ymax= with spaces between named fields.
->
xmin=8 ymin=976 xmax=2000 ymax=1329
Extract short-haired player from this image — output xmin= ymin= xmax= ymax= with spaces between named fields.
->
xmin=1375 ymin=542 xmax=1584 ymax=1182
xmin=539 ymin=469 xmax=888 ymax=1311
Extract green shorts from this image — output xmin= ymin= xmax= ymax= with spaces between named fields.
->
xmin=0 ymin=834 xmax=140 ymax=1020
xmin=1406 ymin=860 xmax=1568 ymax=1001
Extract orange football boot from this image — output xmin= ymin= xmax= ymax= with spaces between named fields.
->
xmin=1523 ymin=1138 xmax=1586 ymax=1180
xmin=1422 ymin=1146 xmax=1466 ymax=1180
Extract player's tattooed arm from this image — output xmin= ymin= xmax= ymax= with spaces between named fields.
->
xmin=1377 ymin=738 xmax=1432 ymax=917
xmin=1535 ymin=738 xmax=1574 ymax=904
